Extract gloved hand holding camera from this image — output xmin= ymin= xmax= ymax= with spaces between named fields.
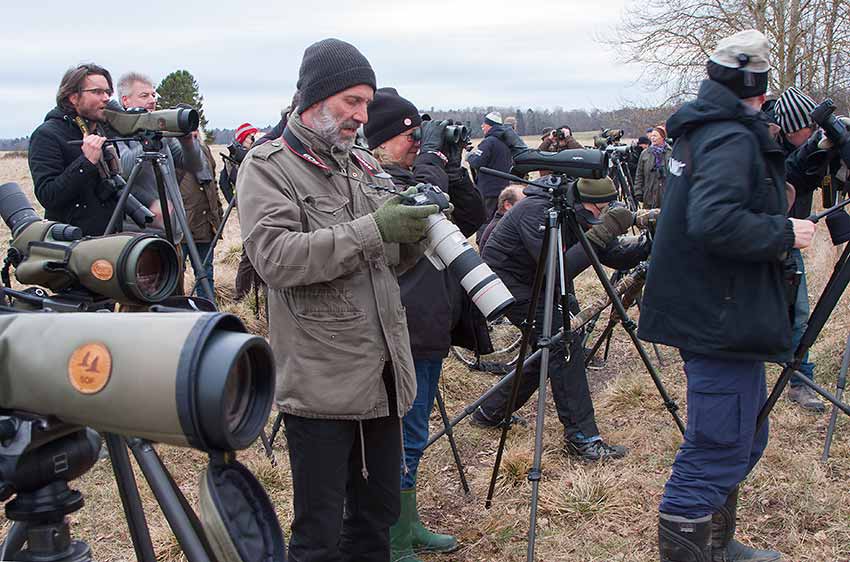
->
xmin=372 ymin=186 xmax=439 ymax=244
xmin=635 ymin=208 xmax=661 ymax=231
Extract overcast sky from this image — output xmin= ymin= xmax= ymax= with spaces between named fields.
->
xmin=0 ymin=0 xmax=655 ymax=138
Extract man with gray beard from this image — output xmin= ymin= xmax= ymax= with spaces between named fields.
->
xmin=237 ymin=38 xmax=438 ymax=561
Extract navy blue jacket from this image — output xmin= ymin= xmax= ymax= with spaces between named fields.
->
xmin=638 ymin=79 xmax=796 ymax=362
xmin=467 ymin=126 xmax=512 ymax=198
xmin=784 ymin=133 xmax=835 ymax=219
xmin=28 ymin=107 xmax=117 ymax=236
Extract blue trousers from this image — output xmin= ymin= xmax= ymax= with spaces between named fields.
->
xmin=182 ymin=242 xmax=215 ymax=302
xmin=789 ymin=249 xmax=815 ymax=386
xmin=659 ymin=353 xmax=769 ymax=518
xmin=400 ymin=358 xmax=442 ymax=490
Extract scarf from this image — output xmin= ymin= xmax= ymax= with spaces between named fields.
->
xmin=650 ymin=144 xmax=667 ymax=170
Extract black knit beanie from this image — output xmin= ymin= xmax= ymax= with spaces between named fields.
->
xmin=296 ymin=38 xmax=377 ymax=111
xmin=363 ymin=88 xmax=421 ymax=149
xmin=706 ymin=61 xmax=769 ymax=99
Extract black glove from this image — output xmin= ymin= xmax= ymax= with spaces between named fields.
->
xmin=419 ymin=119 xmax=447 ymax=156
xmin=444 ymin=120 xmax=463 ymax=169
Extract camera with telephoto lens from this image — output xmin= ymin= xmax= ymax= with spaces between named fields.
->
xmin=401 ymin=183 xmax=515 ymax=320
xmin=551 ymin=129 xmax=567 ymax=140
xmin=1 ymin=182 xmax=179 ymax=307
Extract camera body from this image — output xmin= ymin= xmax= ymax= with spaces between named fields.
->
xmin=811 ymin=99 xmax=850 ymax=169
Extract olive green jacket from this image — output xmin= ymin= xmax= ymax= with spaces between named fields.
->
xmin=633 ymin=144 xmax=672 ymax=209
xmin=237 ymin=113 xmax=418 ymax=420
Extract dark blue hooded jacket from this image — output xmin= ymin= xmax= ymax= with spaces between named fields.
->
xmin=467 ymin=125 xmax=512 ymax=198
xmin=638 ymin=79 xmax=797 ymax=362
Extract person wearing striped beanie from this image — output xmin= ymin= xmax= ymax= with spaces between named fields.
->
xmin=775 ymin=87 xmax=818 ymax=146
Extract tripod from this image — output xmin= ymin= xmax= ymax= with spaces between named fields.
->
xmin=0 ymin=417 xmax=222 ymax=562
xmin=475 ymin=169 xmax=684 ymax=561
xmin=102 ymin=131 xmax=214 ymax=300
xmin=609 ymin=152 xmax=638 ymax=211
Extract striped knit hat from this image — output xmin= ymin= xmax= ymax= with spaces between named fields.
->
xmin=484 ymin=111 xmax=503 ymax=127
xmin=775 ymin=87 xmax=818 ymax=133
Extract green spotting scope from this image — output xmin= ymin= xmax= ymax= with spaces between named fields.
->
xmin=0 ymin=311 xmax=275 ymax=452
xmin=103 ymin=99 xmax=199 ymax=136
xmin=1 ymin=182 xmax=179 ymax=305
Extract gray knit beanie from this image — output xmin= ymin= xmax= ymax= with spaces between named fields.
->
xmin=296 ymin=38 xmax=377 ymax=111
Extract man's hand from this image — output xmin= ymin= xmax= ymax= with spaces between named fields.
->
xmin=82 ymin=134 xmax=107 ymax=164
xmin=586 ymin=206 xmax=633 ymax=249
xmin=635 ymin=208 xmax=660 ymax=230
xmin=790 ymin=218 xmax=817 ymax=249
xmin=373 ymin=187 xmax=439 ymax=244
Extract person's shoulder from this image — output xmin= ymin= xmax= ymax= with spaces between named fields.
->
xmin=247 ymin=137 xmax=289 ymax=163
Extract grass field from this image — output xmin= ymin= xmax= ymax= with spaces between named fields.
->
xmin=1 ymin=142 xmax=849 ymax=561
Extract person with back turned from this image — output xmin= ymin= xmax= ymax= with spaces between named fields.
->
xmin=237 ymin=38 xmax=438 ymax=561
xmin=638 ymin=29 xmax=817 ymax=562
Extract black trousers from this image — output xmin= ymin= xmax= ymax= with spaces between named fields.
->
xmin=284 ymin=372 xmax=401 ymax=562
xmin=478 ymin=299 xmax=600 ymax=440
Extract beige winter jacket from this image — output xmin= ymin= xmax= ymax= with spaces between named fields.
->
xmin=237 ymin=112 xmax=418 ymax=420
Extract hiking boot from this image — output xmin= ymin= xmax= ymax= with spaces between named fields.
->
xmin=787 ymin=383 xmax=825 ymax=413
xmin=659 ymin=513 xmax=712 ymax=561
xmin=469 ymin=407 xmax=528 ymax=429
xmin=564 ymin=437 xmax=628 ymax=461
xmin=712 ymin=487 xmax=782 ymax=561
xmin=408 ymin=488 xmax=458 ymax=553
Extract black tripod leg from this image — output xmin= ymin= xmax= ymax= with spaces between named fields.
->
xmin=105 ymin=433 xmax=157 ymax=562
xmin=104 ymin=162 xmax=144 ymax=235
xmin=155 ymin=160 xmax=215 ymax=301
xmin=485 ymin=216 xmax=553 ymax=509
xmin=128 ymin=439 xmax=215 ymax=562
xmin=192 ymin=193 xmax=238 ymax=297
xmin=425 ymin=337 xmax=561 ymax=450
xmin=823 ymin=333 xmax=849 ymax=462
xmin=434 ymin=388 xmax=470 ymax=495
xmin=757 ymin=244 xmax=850 ymax=432
xmin=584 ymin=316 xmax=616 ymax=367
xmin=569 ymin=219 xmax=685 ymax=435
xmin=268 ymin=412 xmax=285 ymax=449
xmin=259 ymin=430 xmax=276 ymax=466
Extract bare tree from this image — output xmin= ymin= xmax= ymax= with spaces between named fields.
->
xmin=605 ymin=0 xmax=850 ymax=100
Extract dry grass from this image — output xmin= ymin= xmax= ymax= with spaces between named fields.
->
xmin=1 ymin=145 xmax=850 ymax=561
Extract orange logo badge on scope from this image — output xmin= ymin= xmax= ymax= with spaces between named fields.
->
xmin=68 ymin=343 xmax=112 ymax=394
xmin=91 ymin=259 xmax=114 ymax=281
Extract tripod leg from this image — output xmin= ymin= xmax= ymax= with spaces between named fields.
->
xmin=823 ymin=343 xmax=848 ymax=462
xmin=758 ymin=243 xmax=850 ymax=432
xmin=425 ymin=336 xmax=562 ymax=450
xmin=485 ymin=216 xmax=553 ymax=509
xmin=568 ymin=218 xmax=685 ymax=435
xmin=155 ymin=160 xmax=215 ymax=301
xmin=105 ymin=434 xmax=158 ymax=562
xmin=268 ymin=412 xmax=285 ymax=449
xmin=104 ymin=162 xmax=145 ymax=235
xmin=584 ymin=317 xmax=616 ymax=368
xmin=259 ymin=430 xmax=277 ymax=466
xmin=192 ymin=193 xmax=238 ymax=297
xmin=434 ymin=388 xmax=470 ymax=495
xmin=128 ymin=439 xmax=215 ymax=562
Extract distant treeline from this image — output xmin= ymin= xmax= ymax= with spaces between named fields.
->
xmin=0 ymin=137 xmax=29 ymax=151
xmin=205 ymin=105 xmax=680 ymax=145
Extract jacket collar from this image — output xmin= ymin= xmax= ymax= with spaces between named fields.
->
xmin=287 ymin=112 xmax=351 ymax=167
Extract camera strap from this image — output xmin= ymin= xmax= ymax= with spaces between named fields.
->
xmin=281 ymin=126 xmax=377 ymax=177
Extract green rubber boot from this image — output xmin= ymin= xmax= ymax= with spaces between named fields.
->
xmin=390 ymin=489 xmax=422 ymax=562
xmin=409 ymin=488 xmax=458 ymax=553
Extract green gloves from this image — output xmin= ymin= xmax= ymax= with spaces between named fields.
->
xmin=372 ymin=187 xmax=439 ymax=244
xmin=586 ymin=206 xmax=634 ymax=249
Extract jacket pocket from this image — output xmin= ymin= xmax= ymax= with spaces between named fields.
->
xmin=299 ymin=193 xmax=350 ymax=228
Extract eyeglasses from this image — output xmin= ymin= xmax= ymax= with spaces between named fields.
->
xmin=404 ymin=128 xmax=422 ymax=143
xmin=80 ymin=88 xmax=113 ymax=97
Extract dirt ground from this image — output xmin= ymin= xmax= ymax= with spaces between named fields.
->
xmin=1 ymin=145 xmax=849 ymax=561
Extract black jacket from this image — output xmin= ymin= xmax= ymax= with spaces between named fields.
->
xmin=480 ymin=184 xmax=646 ymax=307
xmin=784 ymin=133 xmax=835 ymax=219
xmin=390 ymin=153 xmax=491 ymax=359
xmin=28 ymin=107 xmax=116 ymax=236
xmin=467 ymin=126 xmax=512 ymax=198
xmin=638 ymin=79 xmax=796 ymax=362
